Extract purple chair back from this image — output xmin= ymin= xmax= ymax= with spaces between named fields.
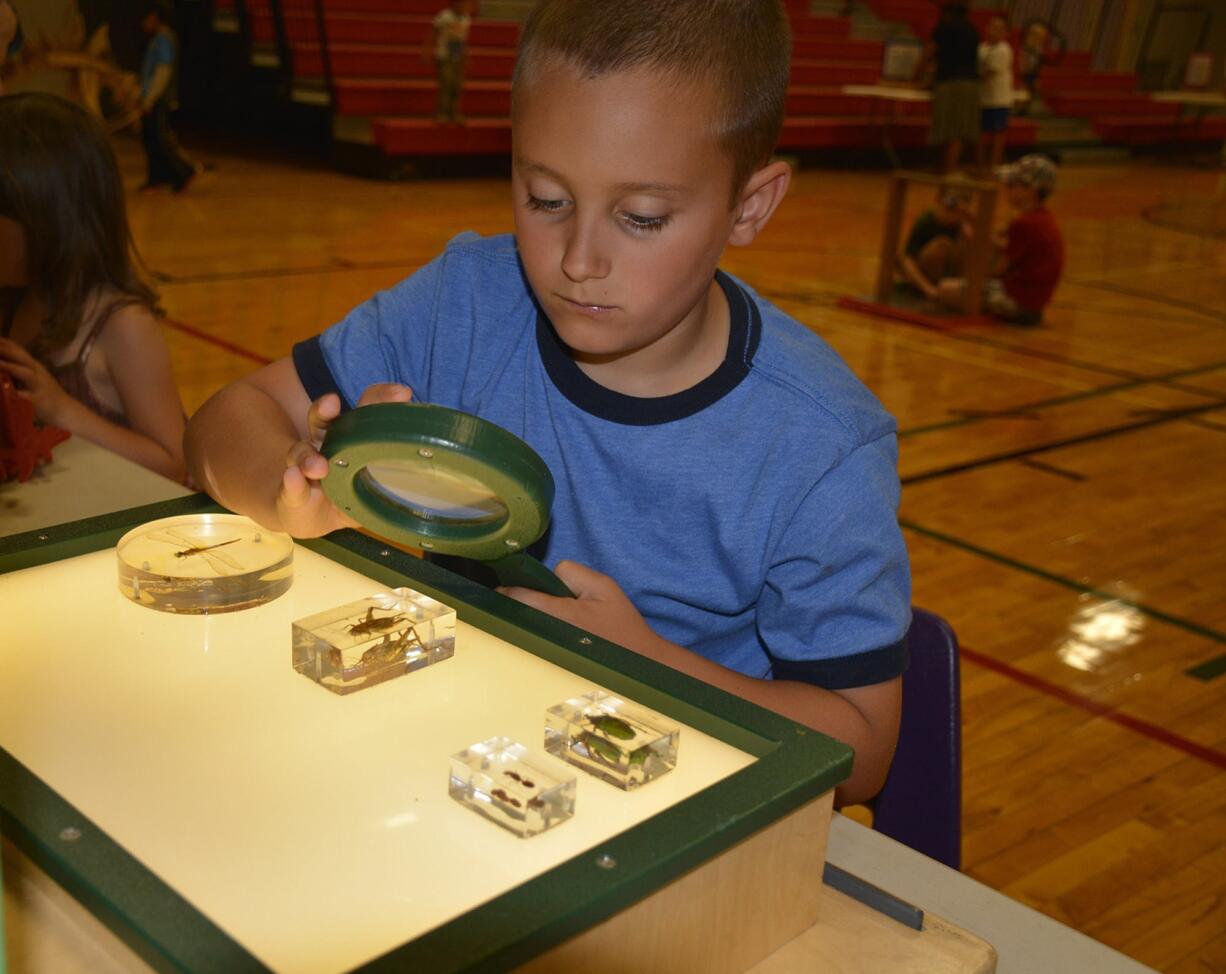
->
xmin=871 ymin=608 xmax=962 ymax=870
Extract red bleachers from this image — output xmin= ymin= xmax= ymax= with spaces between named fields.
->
xmin=1093 ymin=115 xmax=1226 ymax=146
xmin=293 ymin=44 xmax=516 ymax=80
xmin=251 ymin=11 xmax=518 ymax=48
xmin=863 ymin=0 xmax=997 ymax=39
xmin=373 ymin=117 xmax=512 ymax=154
xmin=779 ymin=116 xmax=1038 ymax=151
xmin=231 ymin=1 xmax=1217 ymax=160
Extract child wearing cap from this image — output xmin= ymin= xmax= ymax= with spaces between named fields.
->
xmin=897 ymin=183 xmax=974 ymax=301
xmin=988 ymin=153 xmax=1063 ymax=325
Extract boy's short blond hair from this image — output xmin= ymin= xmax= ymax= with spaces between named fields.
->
xmin=512 ymin=0 xmax=791 ymax=200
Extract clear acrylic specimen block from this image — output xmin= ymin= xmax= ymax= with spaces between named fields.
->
xmin=291 ymin=588 xmax=456 ymax=695
xmin=116 ymin=514 xmax=293 ymax=614
xmin=448 ymin=737 xmax=576 ymax=838
xmin=545 ymin=691 xmax=679 ymax=790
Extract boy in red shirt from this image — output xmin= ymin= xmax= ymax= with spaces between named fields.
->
xmin=988 ymin=154 xmax=1064 ymax=325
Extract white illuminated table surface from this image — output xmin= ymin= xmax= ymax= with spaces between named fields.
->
xmin=0 ymin=499 xmax=849 ymax=973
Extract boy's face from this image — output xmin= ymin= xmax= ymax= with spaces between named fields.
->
xmin=987 ymin=18 xmax=1007 ymax=43
xmin=1005 ymin=182 xmax=1040 ymax=210
xmin=512 ymin=61 xmax=743 ymax=367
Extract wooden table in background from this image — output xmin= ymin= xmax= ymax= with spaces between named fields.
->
xmin=0 ymin=437 xmax=190 ymax=538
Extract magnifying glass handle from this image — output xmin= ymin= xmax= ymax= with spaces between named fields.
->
xmin=489 ymin=552 xmax=576 ymax=599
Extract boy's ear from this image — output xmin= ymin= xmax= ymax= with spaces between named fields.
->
xmin=729 ymin=160 xmax=791 ymax=247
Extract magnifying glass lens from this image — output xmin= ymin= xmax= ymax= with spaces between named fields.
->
xmin=360 ymin=461 xmax=509 ymax=525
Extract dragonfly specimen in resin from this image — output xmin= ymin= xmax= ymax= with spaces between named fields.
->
xmin=145 ymin=527 xmax=244 ymax=574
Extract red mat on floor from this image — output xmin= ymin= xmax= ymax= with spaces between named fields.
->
xmin=836 ymin=295 xmax=992 ymax=331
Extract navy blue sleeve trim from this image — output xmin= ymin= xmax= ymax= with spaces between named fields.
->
xmin=292 ymin=337 xmax=352 ymax=410
xmin=769 ymin=637 xmax=909 ymax=690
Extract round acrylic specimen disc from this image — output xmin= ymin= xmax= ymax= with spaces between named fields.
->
xmin=321 ymin=403 xmax=555 ymax=562
xmin=116 ymin=513 xmax=293 ymax=614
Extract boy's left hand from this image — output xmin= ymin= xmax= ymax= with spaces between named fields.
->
xmin=0 ymin=338 xmax=76 ymax=427
xmin=499 ymin=560 xmax=662 ymax=658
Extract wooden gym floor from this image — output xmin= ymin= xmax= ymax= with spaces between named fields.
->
xmin=120 ymin=140 xmax=1225 ymax=973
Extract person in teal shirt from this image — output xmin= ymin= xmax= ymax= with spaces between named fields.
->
xmin=138 ymin=0 xmax=194 ymax=192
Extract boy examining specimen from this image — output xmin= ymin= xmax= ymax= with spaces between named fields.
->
xmin=186 ymin=0 xmax=910 ymax=805
xmin=898 ymin=183 xmax=974 ymax=301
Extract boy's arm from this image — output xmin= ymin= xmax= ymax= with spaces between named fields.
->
xmin=184 ymin=356 xmax=410 ymax=535
xmin=503 ymin=563 xmax=901 ymax=807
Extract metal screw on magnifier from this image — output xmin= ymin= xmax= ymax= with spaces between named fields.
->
xmin=595 ymin=854 xmax=617 ymax=869
xmin=59 ymin=827 xmax=82 ymax=842
xmin=505 ymin=539 xmax=520 ymax=548
xmin=418 ymin=448 xmax=434 ymax=458
xmin=334 ymin=458 xmax=348 ymax=467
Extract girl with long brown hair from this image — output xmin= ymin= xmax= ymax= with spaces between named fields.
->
xmin=0 ymin=92 xmax=186 ymax=481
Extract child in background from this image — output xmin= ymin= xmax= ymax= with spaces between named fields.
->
xmin=988 ymin=153 xmax=1064 ymax=325
xmin=0 ymin=93 xmax=187 ymax=481
xmin=138 ymin=0 xmax=195 ymax=192
xmin=978 ymin=16 xmax=1013 ymax=171
xmin=186 ymin=0 xmax=909 ymax=806
xmin=897 ymin=183 xmax=974 ymax=300
xmin=429 ymin=0 xmax=476 ymax=124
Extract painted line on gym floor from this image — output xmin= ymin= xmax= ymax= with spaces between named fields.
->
xmin=1017 ymin=458 xmax=1087 ymax=481
xmin=900 ymin=520 xmax=1226 ymax=648
xmin=959 ymin=645 xmax=1226 ymax=770
xmin=1186 ymin=653 xmax=1226 ymax=682
xmin=164 ymin=318 xmax=272 ymax=366
xmin=1064 ymin=278 xmax=1226 ymax=326
xmin=900 ymin=401 xmax=1226 ymax=485
xmin=152 ymin=255 xmax=428 ymax=285
xmin=1185 ymin=416 xmax=1226 ymax=433
xmin=899 ymin=360 xmax=1226 ymax=438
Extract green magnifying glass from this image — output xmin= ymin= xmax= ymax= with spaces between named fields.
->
xmin=320 ymin=402 xmax=575 ymax=598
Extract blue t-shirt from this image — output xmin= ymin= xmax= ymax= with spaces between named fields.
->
xmin=140 ymin=28 xmax=176 ymax=104
xmin=294 ymin=233 xmax=910 ymax=689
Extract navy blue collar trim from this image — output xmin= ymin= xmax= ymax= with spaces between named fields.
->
xmin=535 ymin=270 xmax=761 ymax=426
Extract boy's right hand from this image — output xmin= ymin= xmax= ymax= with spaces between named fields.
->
xmin=276 ymin=384 xmax=413 ymax=537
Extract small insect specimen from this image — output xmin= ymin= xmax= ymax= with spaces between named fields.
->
xmin=173 ymin=538 xmax=241 ymax=559
xmin=145 ymin=527 xmax=244 ymax=575
xmin=526 ymin=797 xmax=545 ymax=810
xmin=491 ymin=788 xmax=522 ymax=808
xmin=345 ymin=606 xmax=408 ymax=638
xmin=504 ymin=770 xmax=535 ymax=788
xmin=577 ymin=732 xmax=650 ymax=769
xmin=358 ymin=625 xmax=422 ymax=667
xmin=587 ymin=714 xmax=636 ymax=740
xmin=580 ymin=732 xmax=624 ymax=764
